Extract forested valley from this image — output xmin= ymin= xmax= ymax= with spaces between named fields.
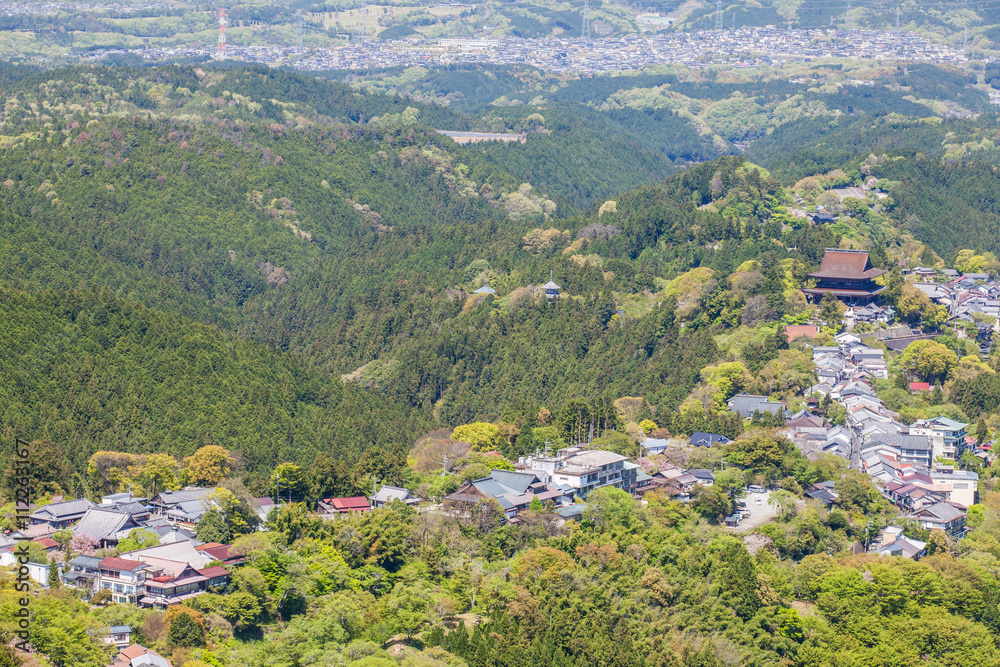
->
xmin=7 ymin=60 xmax=1000 ymax=667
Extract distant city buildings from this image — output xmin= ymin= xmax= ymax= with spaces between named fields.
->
xmin=56 ymin=27 xmax=968 ymax=74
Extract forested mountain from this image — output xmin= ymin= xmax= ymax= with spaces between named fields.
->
xmin=11 ymin=57 xmax=1000 ymax=667
xmin=2 ymin=62 xmax=1000 ymax=480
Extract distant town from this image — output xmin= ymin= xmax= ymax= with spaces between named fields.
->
xmin=56 ymin=27 xmax=973 ymax=74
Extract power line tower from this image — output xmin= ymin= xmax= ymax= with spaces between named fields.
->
xmin=964 ymin=26 xmax=968 ymax=53
xmin=715 ymin=0 xmax=723 ymax=30
xmin=581 ymin=0 xmax=590 ymax=43
xmin=845 ymin=0 xmax=852 ymax=31
xmin=895 ymin=6 xmax=900 ymax=30
xmin=295 ymin=10 xmax=304 ymax=53
xmin=216 ymin=7 xmax=227 ymax=59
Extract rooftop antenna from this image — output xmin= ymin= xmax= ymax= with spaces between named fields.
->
xmin=581 ymin=0 xmax=591 ymax=43
xmin=715 ymin=0 xmax=723 ymax=30
xmin=216 ymin=8 xmax=227 ymax=58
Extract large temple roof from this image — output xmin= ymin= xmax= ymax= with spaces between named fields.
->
xmin=807 ymin=249 xmax=885 ymax=280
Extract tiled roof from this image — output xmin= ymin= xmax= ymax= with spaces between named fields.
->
xmin=197 ymin=566 xmax=229 ymax=578
xmin=327 ymin=496 xmax=371 ymax=511
xmin=807 ymin=249 xmax=885 ymax=280
xmin=913 ymin=502 xmax=965 ymax=522
xmin=152 ymin=487 xmax=212 ymax=507
xmin=100 ymin=557 xmax=145 ymax=571
xmin=371 ymin=485 xmax=419 ymax=504
xmin=29 ymin=498 xmax=94 ymax=520
xmin=74 ymin=508 xmax=133 ymax=540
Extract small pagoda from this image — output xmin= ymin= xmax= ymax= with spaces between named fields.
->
xmin=541 ymin=270 xmax=562 ymax=300
xmin=801 ymin=248 xmax=885 ymax=305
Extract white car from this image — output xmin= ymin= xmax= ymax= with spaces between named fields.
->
xmin=755 ymin=496 xmax=763 ymax=506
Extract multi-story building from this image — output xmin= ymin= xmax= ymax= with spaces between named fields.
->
xmin=99 ymin=557 xmax=147 ymax=605
xmin=910 ymin=416 xmax=969 ymax=461
xmin=928 ymin=467 xmax=979 ymax=508
xmin=907 ymin=502 xmax=967 ymax=539
xmin=443 ymin=469 xmax=572 ymax=521
xmin=517 ymin=448 xmax=636 ymax=499
xmin=63 ymin=555 xmax=103 ymax=592
xmin=66 ymin=542 xmax=232 ymax=607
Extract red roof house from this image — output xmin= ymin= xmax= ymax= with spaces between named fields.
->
xmin=32 ymin=537 xmax=59 ymax=551
xmin=910 ymin=382 xmax=931 ymax=392
xmin=318 ymin=496 xmax=372 ymax=515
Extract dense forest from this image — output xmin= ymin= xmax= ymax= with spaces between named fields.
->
xmin=1 ymin=62 xmax=999 ymax=476
xmin=6 ymin=54 xmax=1000 ymax=667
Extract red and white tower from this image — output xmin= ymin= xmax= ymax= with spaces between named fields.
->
xmin=216 ymin=8 xmax=228 ymax=57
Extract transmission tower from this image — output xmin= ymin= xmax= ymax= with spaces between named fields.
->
xmin=845 ymin=0 xmax=852 ymax=31
xmin=895 ymin=6 xmax=900 ymax=30
xmin=964 ymin=26 xmax=968 ymax=52
xmin=216 ymin=8 xmax=227 ymax=59
xmin=295 ymin=10 xmax=304 ymax=53
xmin=581 ymin=0 xmax=590 ymax=43
xmin=715 ymin=0 xmax=723 ymax=30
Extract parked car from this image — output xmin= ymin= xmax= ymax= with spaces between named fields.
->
xmin=748 ymin=485 xmax=766 ymax=494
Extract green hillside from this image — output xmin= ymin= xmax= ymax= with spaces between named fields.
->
xmin=670 ymin=0 xmax=1000 ymax=53
xmin=10 ymin=60 xmax=1000 ymax=667
xmin=3 ymin=63 xmax=1000 ymax=475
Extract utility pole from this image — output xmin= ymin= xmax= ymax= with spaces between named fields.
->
xmin=715 ymin=0 xmax=723 ymax=30
xmin=275 ymin=471 xmax=280 ymax=506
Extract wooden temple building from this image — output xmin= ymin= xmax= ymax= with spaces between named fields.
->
xmin=802 ymin=249 xmax=885 ymax=305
